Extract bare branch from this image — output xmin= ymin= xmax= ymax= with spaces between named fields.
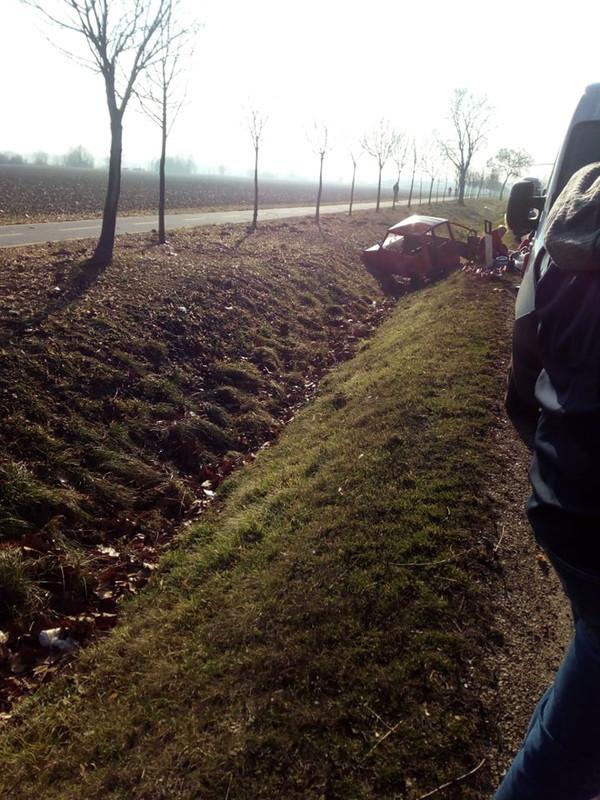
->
xmin=361 ymin=119 xmax=398 ymax=211
xmin=361 ymin=118 xmax=396 ymax=169
xmin=438 ymin=88 xmax=493 ymax=204
xmin=248 ymin=108 xmax=268 ymax=150
xmin=22 ymin=0 xmax=190 ymax=265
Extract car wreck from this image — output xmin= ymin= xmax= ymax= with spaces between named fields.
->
xmin=361 ymin=215 xmax=479 ymax=286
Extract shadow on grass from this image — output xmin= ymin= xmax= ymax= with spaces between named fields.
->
xmin=0 ymin=259 xmax=106 ymax=341
xmin=364 ymin=262 xmax=412 ymax=298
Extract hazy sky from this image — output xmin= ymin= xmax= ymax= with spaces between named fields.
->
xmin=2 ymin=0 xmax=599 ymax=185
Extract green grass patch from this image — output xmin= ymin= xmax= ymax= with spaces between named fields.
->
xmin=0 ymin=272 xmax=511 ymax=799
xmin=213 ymin=360 xmax=265 ymax=391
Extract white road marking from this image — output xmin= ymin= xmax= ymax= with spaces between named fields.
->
xmin=59 ymin=225 xmax=100 ymax=232
xmin=130 ymin=222 xmax=156 ymax=227
xmin=0 ymin=232 xmax=24 ymax=238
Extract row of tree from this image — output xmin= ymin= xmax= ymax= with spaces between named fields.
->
xmin=24 ymin=0 xmax=534 ymax=270
xmin=321 ymin=100 xmax=533 ymax=221
xmin=0 ymin=146 xmax=94 ymax=168
xmin=2 ymin=150 xmax=202 ymax=175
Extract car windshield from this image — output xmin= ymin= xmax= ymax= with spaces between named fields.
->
xmin=382 ymin=233 xmax=404 ymax=251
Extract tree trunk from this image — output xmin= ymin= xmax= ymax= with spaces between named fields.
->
xmin=428 ymin=177 xmax=434 ymax=205
xmin=376 ymin=163 xmax=382 ymax=211
xmin=458 ymin=171 xmax=466 ymax=205
xmin=92 ymin=114 xmax=123 ymax=267
xmin=251 ymin=144 xmax=259 ymax=230
xmin=315 ymin=152 xmax=324 ymax=224
xmin=477 ymin=173 xmax=485 ymax=199
xmin=408 ymin=169 xmax=416 ymax=208
xmin=158 ymin=97 xmax=167 ymax=244
xmin=349 ymin=161 xmax=356 ymax=216
xmin=418 ymin=175 xmax=422 ymax=205
xmin=499 ymin=176 xmax=509 ymax=201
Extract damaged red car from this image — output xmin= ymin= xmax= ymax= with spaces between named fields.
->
xmin=361 ymin=215 xmax=479 ymax=286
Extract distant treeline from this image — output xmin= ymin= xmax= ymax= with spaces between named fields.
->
xmin=0 ymin=145 xmax=95 ymax=169
xmin=0 ymin=149 xmax=202 ymax=176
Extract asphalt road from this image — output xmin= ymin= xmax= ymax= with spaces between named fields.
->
xmin=0 ymin=199 xmax=419 ymax=248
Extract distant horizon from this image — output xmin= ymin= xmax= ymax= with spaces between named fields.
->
xmin=0 ymin=158 xmax=489 ymax=195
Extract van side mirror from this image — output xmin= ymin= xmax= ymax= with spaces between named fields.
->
xmin=506 ymin=180 xmax=546 ymax=237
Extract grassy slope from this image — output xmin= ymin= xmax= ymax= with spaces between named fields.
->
xmin=0 ymin=200 xmax=504 ymax=645
xmin=0 ymin=268 xmax=513 ymax=799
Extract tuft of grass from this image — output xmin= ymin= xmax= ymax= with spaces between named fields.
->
xmin=86 ymin=447 xmax=163 ymax=490
xmin=164 ymin=416 xmax=236 ymax=472
xmin=200 ymin=402 xmax=233 ymax=429
xmin=250 ymin=346 xmax=282 ymax=372
xmin=213 ymin=360 xmax=264 ymax=391
xmin=0 ymin=548 xmax=46 ymax=624
xmin=139 ymin=375 xmax=184 ymax=405
xmin=142 ymin=340 xmax=169 ymax=365
xmin=211 ymin=385 xmax=254 ymax=412
xmin=237 ymin=409 xmax=278 ymax=446
xmin=0 ymin=461 xmax=86 ymax=539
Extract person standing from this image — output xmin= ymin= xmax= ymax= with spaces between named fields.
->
xmin=491 ymin=224 xmax=509 ymax=257
xmin=497 ymin=162 xmax=600 ymax=799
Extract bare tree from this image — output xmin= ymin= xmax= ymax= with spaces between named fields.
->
xmin=25 ymin=0 xmax=172 ymax=267
xmin=476 ymin=169 xmax=485 ymax=199
xmin=348 ymin=149 xmax=362 ymax=217
xmin=361 ymin=119 xmax=396 ymax=211
xmin=248 ymin=109 xmax=267 ymax=232
xmin=438 ymin=88 xmax=493 ymax=205
xmin=391 ymin=133 xmax=408 ymax=209
xmin=407 ymin=140 xmax=418 ymax=208
xmin=420 ymin=145 xmax=439 ymax=205
xmin=489 ymin=147 xmax=534 ymax=200
xmin=310 ymin=123 xmax=329 ymax=225
xmin=136 ymin=0 xmax=196 ymax=244
xmin=63 ymin=144 xmax=95 ymax=168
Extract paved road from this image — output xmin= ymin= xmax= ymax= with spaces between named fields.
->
xmin=0 ymin=199 xmax=422 ymax=248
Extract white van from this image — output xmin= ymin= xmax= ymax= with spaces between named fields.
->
xmin=505 ymin=82 xmax=600 ymax=437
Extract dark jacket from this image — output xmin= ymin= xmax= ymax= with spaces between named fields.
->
xmin=507 ymin=162 xmax=600 ymax=567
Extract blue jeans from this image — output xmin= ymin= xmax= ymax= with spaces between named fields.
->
xmin=494 ymin=545 xmax=600 ymax=800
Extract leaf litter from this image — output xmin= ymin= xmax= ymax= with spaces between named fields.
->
xmin=0 ymin=211 xmax=399 ymax=716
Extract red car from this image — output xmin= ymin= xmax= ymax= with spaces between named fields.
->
xmin=361 ymin=215 xmax=479 ymax=285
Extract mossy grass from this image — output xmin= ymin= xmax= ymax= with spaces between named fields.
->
xmin=0 ymin=548 xmax=46 ymax=624
xmin=213 ymin=360 xmax=265 ymax=391
xmin=0 ymin=271 xmax=512 ymax=799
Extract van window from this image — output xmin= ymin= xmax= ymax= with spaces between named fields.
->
xmin=554 ymin=121 xmax=600 ymax=202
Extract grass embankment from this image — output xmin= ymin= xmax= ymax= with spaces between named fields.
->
xmin=0 ymin=200 xmax=504 ymax=707
xmin=0 ymin=210 xmax=396 ymax=708
xmin=0 ymin=267 xmax=511 ymax=799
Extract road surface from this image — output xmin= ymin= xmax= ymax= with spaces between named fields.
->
xmin=0 ymin=199 xmax=422 ymax=248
